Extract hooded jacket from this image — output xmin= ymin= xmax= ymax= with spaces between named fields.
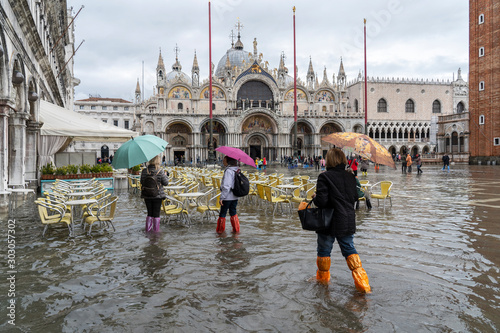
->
xmin=220 ymin=165 xmax=239 ymax=201
xmin=313 ymin=164 xmax=358 ymax=237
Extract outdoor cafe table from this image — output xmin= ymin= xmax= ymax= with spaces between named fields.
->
xmin=176 ymin=192 xmax=205 ymax=205
xmin=164 ymin=185 xmax=186 ymax=194
xmin=276 ymin=184 xmax=301 ymax=212
xmin=276 ymin=184 xmax=300 ymax=198
xmin=67 ymin=191 xmax=95 ymax=198
xmin=64 ymin=198 xmax=97 ymax=225
xmin=65 ymin=186 xmax=94 ymax=192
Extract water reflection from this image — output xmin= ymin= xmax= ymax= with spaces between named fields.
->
xmin=1 ymin=164 xmax=499 ymax=331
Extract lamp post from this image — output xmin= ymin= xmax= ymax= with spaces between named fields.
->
xmin=207 ymin=0 xmax=215 ymax=164
xmin=293 ymin=6 xmax=298 ymax=158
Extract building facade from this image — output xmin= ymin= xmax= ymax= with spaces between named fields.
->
xmin=72 ymin=97 xmax=134 ymax=159
xmin=469 ymin=0 xmax=500 ymax=164
xmin=347 ymin=69 xmax=469 ymax=160
xmin=75 ymin=26 xmax=469 ymax=165
xmin=0 ymin=0 xmax=76 ymax=192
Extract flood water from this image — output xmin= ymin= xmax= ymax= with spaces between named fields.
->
xmin=1 ymin=164 xmax=499 ymax=332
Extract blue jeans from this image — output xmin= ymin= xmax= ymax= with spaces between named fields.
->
xmin=317 ymin=233 xmax=358 ymax=258
xmin=219 ymin=200 xmax=238 ymax=217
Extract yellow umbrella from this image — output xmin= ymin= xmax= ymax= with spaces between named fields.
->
xmin=321 ymin=132 xmax=395 ymax=169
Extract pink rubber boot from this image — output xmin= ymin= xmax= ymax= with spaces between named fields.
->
xmin=153 ymin=217 xmax=161 ymax=232
xmin=145 ymin=216 xmax=153 ymax=232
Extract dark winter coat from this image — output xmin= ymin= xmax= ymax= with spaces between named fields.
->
xmin=313 ymin=164 xmax=358 ymax=237
xmin=442 ymin=155 xmax=450 ymax=165
xmin=140 ymin=165 xmax=169 ymax=199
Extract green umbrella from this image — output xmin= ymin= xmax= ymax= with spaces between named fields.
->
xmin=112 ymin=135 xmax=168 ymax=169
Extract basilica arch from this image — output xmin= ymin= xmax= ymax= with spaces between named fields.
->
xmin=319 ymin=121 xmax=344 ymax=157
xmin=289 ymin=120 xmax=314 ymax=157
xmin=200 ymin=118 xmax=228 ymax=149
xmin=165 ymin=120 xmax=193 ymax=164
xmin=240 ymin=113 xmax=277 ymax=160
xmin=232 ymin=68 xmax=280 ymax=111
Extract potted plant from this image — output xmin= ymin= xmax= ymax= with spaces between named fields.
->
xmin=101 ymin=163 xmax=114 ymax=177
xmin=54 ymin=166 xmax=68 ymax=179
xmin=91 ymin=164 xmax=102 ymax=177
xmin=40 ymin=162 xmax=56 ymax=180
xmin=67 ymin=164 xmax=79 ymax=178
xmin=131 ymin=164 xmax=141 ymax=175
xmin=79 ymin=164 xmax=92 ymax=179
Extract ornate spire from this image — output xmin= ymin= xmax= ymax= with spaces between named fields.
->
xmin=157 ymin=48 xmax=165 ymax=70
xmin=279 ymin=52 xmax=286 ymax=71
xmin=234 ymin=18 xmax=244 ymax=50
xmin=307 ymin=57 xmax=314 ymax=76
xmin=322 ymin=66 xmax=330 ymax=86
xmin=135 ymin=78 xmax=141 ymax=94
xmin=172 ymin=43 xmax=182 ymax=71
xmin=338 ymin=56 xmax=345 ymax=76
xmin=192 ymin=50 xmax=199 ymax=71
xmin=229 ymin=30 xmax=236 ymax=48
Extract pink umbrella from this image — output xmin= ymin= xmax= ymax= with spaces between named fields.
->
xmin=215 ymin=146 xmax=256 ymax=168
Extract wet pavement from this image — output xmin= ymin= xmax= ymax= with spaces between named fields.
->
xmin=1 ymin=164 xmax=499 ymax=332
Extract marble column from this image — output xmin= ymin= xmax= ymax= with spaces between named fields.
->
xmin=0 ymin=105 xmax=10 ymax=193
xmin=8 ymin=111 xmax=29 ymax=187
xmin=25 ymin=120 xmax=42 ymax=181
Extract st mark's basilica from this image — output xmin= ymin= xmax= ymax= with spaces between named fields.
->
xmin=75 ymin=21 xmax=469 ymax=163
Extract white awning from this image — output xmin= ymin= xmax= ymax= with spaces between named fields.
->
xmin=39 ymin=100 xmax=138 ymax=142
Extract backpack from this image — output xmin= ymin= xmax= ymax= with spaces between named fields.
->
xmin=232 ymin=169 xmax=250 ymax=197
xmin=141 ymin=169 xmax=161 ymax=197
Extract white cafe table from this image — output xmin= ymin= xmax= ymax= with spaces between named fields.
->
xmin=164 ymin=185 xmax=186 ymax=194
xmin=67 ymin=191 xmax=95 ymax=198
xmin=65 ymin=198 xmax=97 ymax=225
xmin=277 ymin=184 xmax=300 ymax=196
xmin=164 ymin=185 xmax=186 ymax=190
xmin=176 ymin=192 xmax=205 ymax=200
xmin=276 ymin=184 xmax=300 ymax=212
xmin=249 ymin=180 xmax=266 ymax=184
xmin=176 ymin=192 xmax=206 ymax=208
xmin=65 ymin=186 xmax=94 ymax=192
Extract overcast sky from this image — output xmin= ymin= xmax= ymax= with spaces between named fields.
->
xmin=67 ymin=0 xmax=469 ymax=102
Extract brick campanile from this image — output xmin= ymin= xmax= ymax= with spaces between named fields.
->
xmin=469 ymin=0 xmax=500 ymax=163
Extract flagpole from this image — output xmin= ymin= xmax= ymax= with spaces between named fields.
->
xmin=293 ymin=6 xmax=298 ymax=158
xmin=364 ymin=18 xmax=368 ymax=135
xmin=208 ymin=0 xmax=215 ymax=164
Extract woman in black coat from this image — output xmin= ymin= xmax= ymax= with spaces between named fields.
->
xmin=312 ymin=148 xmax=371 ymax=293
xmin=140 ymin=154 xmax=169 ymax=232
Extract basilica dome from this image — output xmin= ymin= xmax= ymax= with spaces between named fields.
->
xmin=166 ymin=57 xmax=191 ymax=84
xmin=215 ymin=37 xmax=250 ymax=78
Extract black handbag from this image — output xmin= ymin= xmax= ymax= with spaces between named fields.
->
xmin=297 ymin=200 xmax=334 ymax=231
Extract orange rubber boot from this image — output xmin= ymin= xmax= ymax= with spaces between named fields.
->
xmin=216 ymin=217 xmax=226 ymax=233
xmin=230 ymin=215 xmax=240 ymax=233
xmin=346 ymin=254 xmax=371 ymax=293
xmin=316 ymin=256 xmax=331 ymax=284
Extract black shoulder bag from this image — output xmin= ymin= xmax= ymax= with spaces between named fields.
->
xmin=297 ymin=176 xmax=337 ymax=231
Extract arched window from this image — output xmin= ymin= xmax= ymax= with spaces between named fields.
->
xmin=457 ymin=102 xmax=465 ymax=113
xmin=377 ymin=98 xmax=387 ymax=113
xmin=322 ymin=106 xmax=327 ymax=112
xmin=212 ymin=103 xmax=215 ymax=111
xmin=354 ymin=99 xmax=359 ymax=112
xmin=432 ymin=100 xmax=441 ymax=113
xmin=177 ymin=103 xmax=183 ymax=111
xmin=452 ymin=132 xmax=459 ymax=152
xmin=405 ymin=99 xmax=415 ymax=113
